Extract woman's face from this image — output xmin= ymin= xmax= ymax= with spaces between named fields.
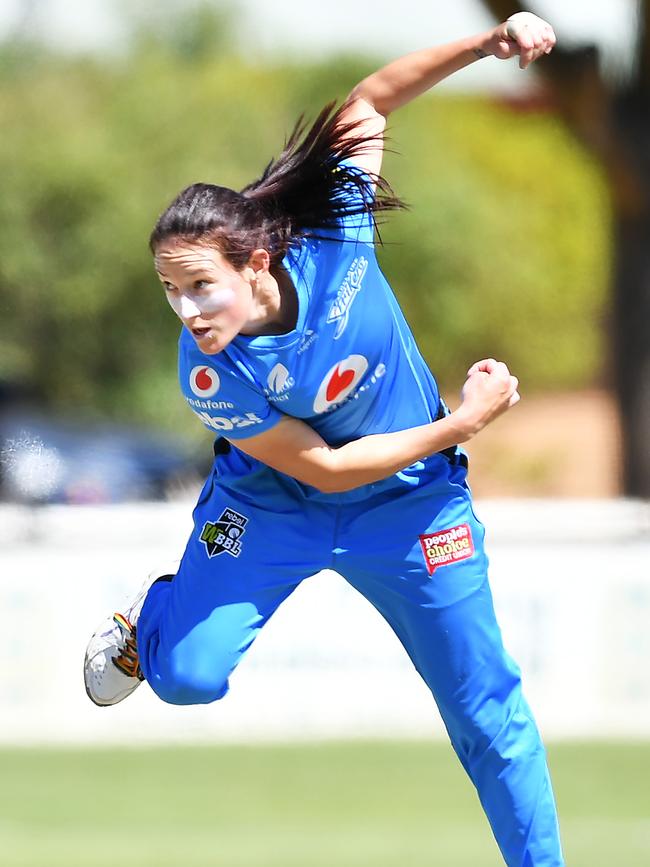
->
xmin=154 ymin=240 xmax=256 ymax=354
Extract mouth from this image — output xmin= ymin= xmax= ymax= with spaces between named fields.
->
xmin=191 ymin=326 xmax=212 ymax=340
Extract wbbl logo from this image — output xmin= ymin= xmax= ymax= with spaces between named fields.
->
xmin=200 ymin=508 xmax=249 ymax=558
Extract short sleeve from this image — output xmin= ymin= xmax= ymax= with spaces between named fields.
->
xmin=178 ymin=333 xmax=283 ymax=440
xmin=335 ymin=161 xmax=376 ymax=245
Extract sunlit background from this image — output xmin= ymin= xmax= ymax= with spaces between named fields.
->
xmin=1 ymin=2 xmax=649 ymax=866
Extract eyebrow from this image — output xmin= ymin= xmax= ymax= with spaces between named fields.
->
xmin=184 ymin=264 xmax=210 ymax=273
xmin=156 ymin=267 xmax=211 ymax=281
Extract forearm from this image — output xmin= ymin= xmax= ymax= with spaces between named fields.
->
xmin=350 ymin=33 xmax=491 ymax=117
xmin=234 ymin=362 xmax=518 ymax=494
xmin=311 ymin=413 xmax=473 ymax=493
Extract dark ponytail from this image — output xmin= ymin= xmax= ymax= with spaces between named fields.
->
xmin=149 ymin=100 xmax=404 ymax=268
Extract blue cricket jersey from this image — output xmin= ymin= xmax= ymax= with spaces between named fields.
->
xmin=178 ymin=167 xmax=442 ymax=463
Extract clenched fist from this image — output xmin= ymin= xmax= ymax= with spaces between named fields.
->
xmin=479 ymin=12 xmax=556 ymax=70
xmin=452 ymin=358 xmax=521 ymax=441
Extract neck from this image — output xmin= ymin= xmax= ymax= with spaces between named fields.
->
xmin=242 ymin=265 xmax=298 ymax=336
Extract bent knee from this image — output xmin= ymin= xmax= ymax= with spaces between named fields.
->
xmin=147 ymin=656 xmax=231 ymax=706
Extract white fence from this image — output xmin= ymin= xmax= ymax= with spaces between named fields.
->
xmin=1 ymin=499 xmax=649 ymax=744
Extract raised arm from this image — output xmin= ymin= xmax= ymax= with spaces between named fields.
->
xmin=229 ymin=15 xmax=556 ymax=492
xmin=350 ymin=12 xmax=555 ymax=117
xmin=230 ymin=359 xmax=519 ymax=494
xmin=338 ymin=12 xmax=556 ymax=178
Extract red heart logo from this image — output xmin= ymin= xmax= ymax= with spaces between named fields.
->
xmin=326 ymin=365 xmax=355 ymax=401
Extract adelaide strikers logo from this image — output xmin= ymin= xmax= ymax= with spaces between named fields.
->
xmin=313 ymin=355 xmax=368 ymax=413
xmin=200 ymin=507 xmax=249 ymax=558
xmin=327 ymin=256 xmax=368 ymax=339
xmin=189 ymin=365 xmax=220 ymax=398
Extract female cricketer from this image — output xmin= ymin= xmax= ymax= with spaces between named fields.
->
xmin=85 ymin=12 xmax=564 ymax=865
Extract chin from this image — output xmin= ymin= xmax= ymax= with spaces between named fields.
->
xmin=194 ymin=334 xmax=227 ymax=355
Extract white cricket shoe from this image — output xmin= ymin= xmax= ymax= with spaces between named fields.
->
xmin=84 ymin=563 xmax=177 ymax=707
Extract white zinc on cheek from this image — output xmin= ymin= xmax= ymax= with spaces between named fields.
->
xmin=166 ymin=287 xmax=236 ymax=319
xmin=195 ymin=286 xmax=236 ymax=314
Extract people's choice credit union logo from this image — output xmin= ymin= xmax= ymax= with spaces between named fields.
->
xmin=313 ymin=355 xmax=368 ymax=413
xmin=189 ymin=365 xmax=221 ymax=398
xmin=418 ymin=523 xmax=475 ymax=575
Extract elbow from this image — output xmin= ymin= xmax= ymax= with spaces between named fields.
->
xmin=347 ymin=85 xmax=389 ymax=119
xmin=310 ymin=476 xmax=350 ymax=495
xmin=286 ymin=449 xmax=365 ymax=495
xmin=302 ymin=464 xmax=359 ymax=495
xmin=315 ymin=468 xmax=372 ymax=494
xmin=348 ymin=83 xmax=371 ymax=105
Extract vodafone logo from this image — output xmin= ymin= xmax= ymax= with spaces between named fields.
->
xmin=313 ymin=355 xmax=368 ymax=413
xmin=189 ymin=365 xmax=221 ymax=398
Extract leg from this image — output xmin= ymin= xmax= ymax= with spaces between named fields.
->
xmin=138 ymin=555 xmax=300 ymax=706
xmin=84 ymin=454 xmax=336 ymax=707
xmin=336 ymin=457 xmax=564 ymax=866
xmin=138 ymin=471 xmax=335 ymax=706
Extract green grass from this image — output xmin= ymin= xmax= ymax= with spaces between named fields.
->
xmin=1 ymin=741 xmax=649 ymax=866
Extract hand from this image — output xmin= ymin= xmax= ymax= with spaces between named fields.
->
xmin=482 ymin=12 xmax=556 ymax=70
xmin=451 ymin=358 xmax=520 ymax=440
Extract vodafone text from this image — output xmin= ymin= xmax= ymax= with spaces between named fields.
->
xmin=186 ymin=397 xmax=235 ymax=411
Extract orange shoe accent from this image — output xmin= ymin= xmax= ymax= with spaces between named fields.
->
xmin=111 ymin=614 xmax=144 ymax=681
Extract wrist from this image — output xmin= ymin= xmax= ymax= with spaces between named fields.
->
xmin=446 ymin=407 xmax=483 ymax=442
xmin=472 ymin=30 xmax=496 ymax=60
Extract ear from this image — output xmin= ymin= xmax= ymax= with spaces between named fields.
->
xmin=247 ymin=248 xmax=271 ymax=275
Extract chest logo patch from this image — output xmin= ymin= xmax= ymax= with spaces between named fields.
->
xmin=200 ymin=508 xmax=249 ymax=558
xmin=419 ymin=523 xmax=475 ymax=575
xmin=327 ymin=256 xmax=368 ymax=339
xmin=189 ymin=365 xmax=221 ymax=398
xmin=313 ymin=355 xmax=368 ymax=413
xmin=266 ymin=363 xmax=295 ymax=402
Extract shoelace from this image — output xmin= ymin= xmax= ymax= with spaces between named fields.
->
xmin=111 ymin=613 xmax=144 ymax=681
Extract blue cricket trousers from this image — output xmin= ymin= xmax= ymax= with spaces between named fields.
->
xmin=138 ymin=446 xmax=564 ymax=866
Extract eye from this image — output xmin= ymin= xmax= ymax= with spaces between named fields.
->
xmin=194 ymin=280 xmax=209 ymax=291
xmin=162 ymin=281 xmax=176 ymax=293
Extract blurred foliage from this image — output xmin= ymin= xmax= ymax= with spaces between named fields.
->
xmin=0 ymin=8 xmax=611 ymax=434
